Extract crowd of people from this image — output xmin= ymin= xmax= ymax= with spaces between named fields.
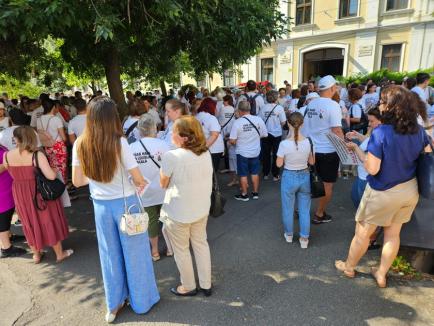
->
xmin=0 ymin=71 xmax=433 ymax=322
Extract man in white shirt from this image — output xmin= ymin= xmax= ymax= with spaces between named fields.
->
xmin=68 ymin=98 xmax=87 ymax=144
xmin=240 ymin=80 xmax=265 ymax=115
xmin=0 ymin=109 xmax=41 ymax=149
xmin=303 ymin=75 xmax=344 ymax=224
xmin=259 ymin=90 xmax=286 ymax=181
xmin=230 ymin=101 xmax=268 ymax=201
xmin=411 ymin=73 xmax=430 ymax=110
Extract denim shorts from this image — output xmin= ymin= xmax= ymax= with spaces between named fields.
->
xmin=236 ymin=154 xmax=260 ymax=177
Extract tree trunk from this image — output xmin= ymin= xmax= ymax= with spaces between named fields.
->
xmin=89 ymin=80 xmax=97 ymax=95
xmin=104 ymin=47 xmax=127 ymax=118
xmin=160 ymin=79 xmax=167 ymax=97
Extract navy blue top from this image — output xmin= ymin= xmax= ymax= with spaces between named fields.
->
xmin=367 ymin=124 xmax=430 ymax=191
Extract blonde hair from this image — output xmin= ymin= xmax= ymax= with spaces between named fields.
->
xmin=173 ymin=116 xmax=207 ymax=155
xmin=77 ymin=96 xmax=123 ymax=183
xmin=13 ymin=126 xmax=38 ymax=153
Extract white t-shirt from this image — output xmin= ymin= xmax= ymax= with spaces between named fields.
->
xmin=36 ymin=114 xmax=63 ymax=141
xmin=362 ymin=93 xmax=379 ymax=111
xmin=66 ymin=105 xmax=77 ymax=118
xmin=357 ymin=138 xmax=369 ymax=180
xmin=259 ymin=103 xmax=286 ymax=137
xmin=339 ymin=100 xmax=348 ymax=119
xmin=196 ymin=112 xmax=225 ymax=154
xmin=288 ymin=98 xmax=299 ymax=112
xmin=158 ymin=121 xmax=175 ymax=149
xmin=349 ymin=103 xmax=363 ymax=119
xmin=129 ymin=137 xmax=170 ymax=207
xmin=30 ymin=106 xmax=44 ymax=128
xmin=123 ymin=116 xmax=140 ymax=141
xmin=229 ymin=114 xmax=268 ymax=158
xmin=277 ymin=138 xmax=311 ymax=170
xmin=72 ymin=137 xmax=138 ymax=200
xmin=216 ymin=100 xmax=224 ymax=117
xmin=68 ymin=114 xmax=86 ymax=138
xmin=340 ymin=87 xmax=351 ymax=108
xmin=411 ymin=86 xmax=428 ymax=103
xmin=160 ymin=148 xmax=212 ymax=223
xmin=302 ymin=97 xmax=342 ymax=153
xmin=241 ymin=92 xmax=265 ymax=115
xmin=218 ymin=105 xmax=235 ymax=127
xmin=0 ymin=117 xmax=10 ymax=132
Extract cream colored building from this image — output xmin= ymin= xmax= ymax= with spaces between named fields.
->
xmin=182 ymin=0 xmax=434 ymax=89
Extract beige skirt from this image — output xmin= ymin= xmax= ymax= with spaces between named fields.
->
xmin=355 ymin=178 xmax=419 ymax=227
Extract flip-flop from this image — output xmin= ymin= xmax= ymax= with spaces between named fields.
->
xmin=33 ymin=252 xmax=45 ymax=264
xmin=335 ymin=260 xmax=356 ymax=278
xmin=56 ymin=249 xmax=74 ymax=263
xmin=370 ymin=267 xmax=387 ymax=288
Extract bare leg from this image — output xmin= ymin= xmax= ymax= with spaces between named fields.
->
xmin=344 ymin=222 xmax=378 ymax=271
xmin=0 ymin=231 xmax=12 ymax=250
xmin=240 ymin=176 xmax=248 ymax=195
xmin=376 ymin=223 xmax=403 ymax=281
xmin=251 ymin=175 xmax=260 ymax=193
xmin=150 ymin=236 xmax=159 ymax=256
xmin=316 ymin=182 xmax=334 ymax=217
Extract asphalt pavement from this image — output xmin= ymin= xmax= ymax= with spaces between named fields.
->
xmin=1 ymin=175 xmax=433 ymax=326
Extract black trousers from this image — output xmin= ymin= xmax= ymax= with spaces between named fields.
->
xmin=261 ymin=134 xmax=281 ymax=177
xmin=211 ymin=152 xmax=222 ymax=171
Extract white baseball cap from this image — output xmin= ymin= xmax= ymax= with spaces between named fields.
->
xmin=306 ymin=92 xmax=320 ymax=100
xmin=0 ymin=102 xmax=5 ymax=109
xmin=318 ymin=75 xmax=337 ymax=91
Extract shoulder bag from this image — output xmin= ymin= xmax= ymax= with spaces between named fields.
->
xmin=32 ymin=151 xmax=66 ymax=210
xmin=37 ymin=117 xmax=57 ymax=147
xmin=209 ymin=152 xmax=226 ymax=218
xmin=119 ymin=168 xmax=149 ymax=235
xmin=416 ymin=137 xmax=434 ymax=200
xmin=307 ymin=138 xmax=325 ymax=198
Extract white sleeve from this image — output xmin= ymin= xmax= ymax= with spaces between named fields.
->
xmin=161 ymin=151 xmax=175 ymax=177
xmin=72 ymin=142 xmax=80 ymax=166
xmin=120 ymin=137 xmax=138 ymax=170
xmin=229 ymin=121 xmax=238 ymax=140
xmin=67 ymin=120 xmax=75 ymax=135
xmin=278 ymin=106 xmax=286 ymax=123
xmin=351 ymin=105 xmax=362 ymax=119
xmin=209 ymin=115 xmax=221 ymax=133
xmin=30 ymin=111 xmax=38 ymax=128
xmin=259 ymin=119 xmax=268 ymax=137
xmin=329 ymin=103 xmax=343 ymax=127
xmin=276 ymin=142 xmax=286 ymax=158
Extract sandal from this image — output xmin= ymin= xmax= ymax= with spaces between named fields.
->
xmin=152 ymin=254 xmax=161 ymax=262
xmin=335 ymin=260 xmax=356 ymax=278
xmin=33 ymin=252 xmax=45 ymax=264
xmin=370 ymin=267 xmax=387 ymax=288
xmin=166 ymin=251 xmax=174 ymax=257
xmin=56 ymin=249 xmax=74 ymax=263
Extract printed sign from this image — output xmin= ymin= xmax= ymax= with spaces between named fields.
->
xmin=326 ymin=133 xmax=363 ymax=165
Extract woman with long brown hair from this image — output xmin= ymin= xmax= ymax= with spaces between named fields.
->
xmin=160 ymin=115 xmax=213 ymax=297
xmin=276 ymin=112 xmax=314 ymax=249
xmin=72 ymin=97 xmax=159 ymax=323
xmin=3 ymin=126 xmax=71 ymax=263
xmin=335 ymin=86 xmax=432 ymax=288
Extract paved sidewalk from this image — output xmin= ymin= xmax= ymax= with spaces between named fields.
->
xmin=1 ymin=177 xmax=433 ymax=326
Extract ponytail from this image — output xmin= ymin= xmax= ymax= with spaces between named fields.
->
xmin=287 ymin=111 xmax=304 ymax=150
xmin=294 ymin=125 xmax=300 ymax=150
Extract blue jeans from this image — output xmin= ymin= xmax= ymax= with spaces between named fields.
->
xmin=281 ymin=169 xmax=311 ymax=238
xmin=351 ymin=177 xmax=368 ymax=208
xmin=92 ymin=195 xmax=160 ymax=313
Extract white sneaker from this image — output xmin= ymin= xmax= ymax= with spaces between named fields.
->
xmin=105 ymin=312 xmax=116 ymax=323
xmin=299 ymin=238 xmax=309 ymax=249
xmin=284 ymin=233 xmax=293 ymax=243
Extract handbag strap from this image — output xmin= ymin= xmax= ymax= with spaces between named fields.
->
xmin=139 ymin=140 xmax=161 ymax=169
xmin=120 ymin=160 xmax=145 ymax=214
xmin=221 ymin=112 xmax=235 ymax=130
xmin=242 ymin=116 xmax=260 ymax=136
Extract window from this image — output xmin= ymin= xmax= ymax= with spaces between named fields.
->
xmin=339 ymin=0 xmax=358 ymax=18
xmin=261 ymin=58 xmax=274 ymax=82
xmin=223 ymin=69 xmax=235 ymax=87
xmin=381 ymin=44 xmax=402 ymax=71
xmin=296 ymin=0 xmax=312 ymax=25
xmin=386 ymin=0 xmax=408 ymax=11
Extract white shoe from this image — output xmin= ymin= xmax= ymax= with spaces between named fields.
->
xmin=299 ymin=238 xmax=309 ymax=249
xmin=105 ymin=312 xmax=116 ymax=323
xmin=284 ymin=233 xmax=293 ymax=243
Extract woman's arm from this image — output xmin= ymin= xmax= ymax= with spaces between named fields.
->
xmin=364 ymin=152 xmax=381 ymax=175
xmin=37 ymin=152 xmax=57 ymax=180
xmin=206 ymin=131 xmax=219 ymax=148
xmin=160 ymin=170 xmax=170 ymax=189
xmin=68 ymin=133 xmax=77 ymax=145
xmin=308 ymin=152 xmax=315 ymax=165
xmin=129 ymin=167 xmax=147 ymax=193
xmin=276 ymin=156 xmax=284 ymax=168
xmin=346 ymin=142 xmax=366 ymax=161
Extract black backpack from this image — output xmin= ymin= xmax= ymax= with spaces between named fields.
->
xmin=350 ymin=103 xmax=368 ymax=133
xmin=33 ymin=151 xmax=65 ymax=210
xmin=244 ymin=93 xmax=260 ymax=115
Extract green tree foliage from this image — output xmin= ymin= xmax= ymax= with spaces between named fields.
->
xmin=0 ymin=0 xmax=288 ymax=115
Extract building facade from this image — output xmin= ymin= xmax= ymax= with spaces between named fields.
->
xmin=182 ymin=0 xmax=434 ymax=89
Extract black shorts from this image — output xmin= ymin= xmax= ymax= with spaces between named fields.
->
xmin=315 ymin=152 xmax=340 ymax=183
xmin=0 ymin=207 xmax=14 ymax=233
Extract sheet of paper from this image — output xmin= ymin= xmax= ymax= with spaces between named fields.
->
xmin=326 ymin=133 xmax=363 ymax=165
